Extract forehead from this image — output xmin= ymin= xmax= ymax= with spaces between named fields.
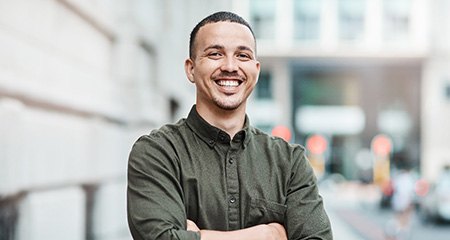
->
xmin=195 ymin=21 xmax=256 ymax=51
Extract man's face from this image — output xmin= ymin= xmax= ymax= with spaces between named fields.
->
xmin=185 ymin=21 xmax=260 ymax=111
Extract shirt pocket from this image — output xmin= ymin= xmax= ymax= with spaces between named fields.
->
xmin=244 ymin=197 xmax=287 ymax=227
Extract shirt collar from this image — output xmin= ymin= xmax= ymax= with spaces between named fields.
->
xmin=186 ymin=105 xmax=251 ymax=147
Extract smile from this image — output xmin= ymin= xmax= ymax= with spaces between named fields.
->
xmin=215 ymin=80 xmax=241 ymax=87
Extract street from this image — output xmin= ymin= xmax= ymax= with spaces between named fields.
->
xmin=321 ymin=181 xmax=450 ymax=240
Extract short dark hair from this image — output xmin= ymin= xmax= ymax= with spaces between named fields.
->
xmin=189 ymin=11 xmax=256 ymax=59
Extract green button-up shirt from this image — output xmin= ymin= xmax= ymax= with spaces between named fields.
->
xmin=127 ymin=106 xmax=332 ymax=240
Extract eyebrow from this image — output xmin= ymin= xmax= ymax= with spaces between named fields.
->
xmin=236 ymin=45 xmax=254 ymax=54
xmin=203 ymin=44 xmax=224 ymax=52
xmin=203 ymin=44 xmax=254 ymax=54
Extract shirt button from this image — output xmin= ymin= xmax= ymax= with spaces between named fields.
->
xmin=228 ymin=158 xmax=234 ymax=164
xmin=219 ymin=134 xmax=228 ymax=142
xmin=229 ymin=197 xmax=236 ymax=204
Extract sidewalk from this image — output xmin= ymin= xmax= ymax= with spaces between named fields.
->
xmin=326 ymin=207 xmax=362 ymax=240
xmin=320 ymin=181 xmax=384 ymax=240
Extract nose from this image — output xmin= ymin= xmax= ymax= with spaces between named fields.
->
xmin=220 ymin=57 xmax=238 ymax=72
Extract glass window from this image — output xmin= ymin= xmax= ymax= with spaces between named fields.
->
xmin=383 ymin=0 xmax=411 ymax=41
xmin=138 ymin=44 xmax=156 ymax=88
xmin=255 ymin=71 xmax=273 ymax=100
xmin=250 ymin=0 xmax=276 ymax=39
xmin=293 ymin=0 xmax=321 ymax=41
xmin=0 ymin=197 xmax=20 ymax=240
xmin=338 ymin=0 xmax=366 ymax=41
xmin=136 ymin=43 xmax=157 ymax=109
xmin=169 ymin=98 xmax=180 ymax=122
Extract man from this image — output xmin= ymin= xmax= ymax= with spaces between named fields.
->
xmin=127 ymin=11 xmax=332 ymax=240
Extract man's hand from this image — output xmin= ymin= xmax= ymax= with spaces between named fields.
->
xmin=187 ymin=219 xmax=200 ymax=232
xmin=186 ymin=219 xmax=287 ymax=240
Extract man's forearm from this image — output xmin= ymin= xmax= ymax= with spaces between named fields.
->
xmin=187 ymin=220 xmax=287 ymax=240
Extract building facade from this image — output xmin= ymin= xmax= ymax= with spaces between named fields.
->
xmin=235 ymin=0 xmax=449 ymax=181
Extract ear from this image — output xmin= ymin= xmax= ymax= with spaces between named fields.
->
xmin=255 ymin=60 xmax=261 ymax=84
xmin=184 ymin=58 xmax=195 ymax=83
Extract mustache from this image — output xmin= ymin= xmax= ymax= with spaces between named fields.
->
xmin=212 ymin=72 xmax=245 ymax=81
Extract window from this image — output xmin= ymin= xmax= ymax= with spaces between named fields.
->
xmin=169 ymin=98 xmax=180 ymax=122
xmin=383 ymin=0 xmax=411 ymax=41
xmin=137 ymin=43 xmax=157 ymax=113
xmin=255 ymin=71 xmax=273 ymax=100
xmin=338 ymin=0 xmax=366 ymax=41
xmin=293 ymin=0 xmax=321 ymax=41
xmin=138 ymin=43 xmax=157 ymax=89
xmin=250 ymin=0 xmax=276 ymax=39
xmin=0 ymin=193 xmax=23 ymax=240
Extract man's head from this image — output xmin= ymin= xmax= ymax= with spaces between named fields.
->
xmin=184 ymin=11 xmax=260 ymax=113
xmin=189 ymin=11 xmax=256 ymax=59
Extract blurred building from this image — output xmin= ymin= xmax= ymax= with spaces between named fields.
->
xmin=234 ymin=0 xmax=450 ymax=182
xmin=0 ymin=0 xmax=231 ymax=239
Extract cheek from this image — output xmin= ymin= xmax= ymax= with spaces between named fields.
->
xmin=242 ymin=60 xmax=259 ymax=72
xmin=245 ymin=66 xmax=260 ymax=82
xmin=196 ymin=60 xmax=220 ymax=74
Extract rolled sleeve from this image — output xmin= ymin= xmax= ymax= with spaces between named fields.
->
xmin=285 ymin=147 xmax=333 ymax=240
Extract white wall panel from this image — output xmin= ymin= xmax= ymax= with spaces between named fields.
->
xmin=0 ymin=99 xmax=26 ymax=195
xmin=17 ymin=187 xmax=85 ymax=240
xmin=19 ymin=108 xmax=93 ymax=187
xmin=93 ymin=183 xmax=130 ymax=240
xmin=0 ymin=0 xmax=116 ymax=117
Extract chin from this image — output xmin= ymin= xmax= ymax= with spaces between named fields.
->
xmin=213 ymin=96 xmax=245 ymax=111
xmin=215 ymin=102 xmax=241 ymax=111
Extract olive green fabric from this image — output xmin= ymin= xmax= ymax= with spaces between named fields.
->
xmin=127 ymin=105 xmax=333 ymax=240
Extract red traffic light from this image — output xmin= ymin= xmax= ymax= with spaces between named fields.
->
xmin=371 ymin=134 xmax=392 ymax=156
xmin=271 ymin=125 xmax=292 ymax=142
xmin=306 ymin=134 xmax=328 ymax=155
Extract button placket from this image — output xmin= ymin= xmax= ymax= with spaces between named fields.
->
xmin=225 ymin=148 xmax=240 ymax=229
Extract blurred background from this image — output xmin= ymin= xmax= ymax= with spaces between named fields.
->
xmin=1 ymin=0 xmax=450 ymax=239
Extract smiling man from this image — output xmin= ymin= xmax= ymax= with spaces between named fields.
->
xmin=127 ymin=11 xmax=333 ymax=240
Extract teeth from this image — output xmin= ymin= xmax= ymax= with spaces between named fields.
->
xmin=217 ymin=80 xmax=239 ymax=87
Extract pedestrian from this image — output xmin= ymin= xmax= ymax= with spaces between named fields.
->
xmin=385 ymin=167 xmax=416 ymax=240
xmin=127 ymin=11 xmax=332 ymax=240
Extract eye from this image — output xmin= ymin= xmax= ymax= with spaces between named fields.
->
xmin=237 ymin=53 xmax=252 ymax=60
xmin=208 ymin=52 xmax=223 ymax=59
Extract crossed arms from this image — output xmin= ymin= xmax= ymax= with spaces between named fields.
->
xmin=186 ymin=219 xmax=287 ymax=240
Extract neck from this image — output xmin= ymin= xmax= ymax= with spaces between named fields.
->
xmin=195 ymin=103 xmax=246 ymax=138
